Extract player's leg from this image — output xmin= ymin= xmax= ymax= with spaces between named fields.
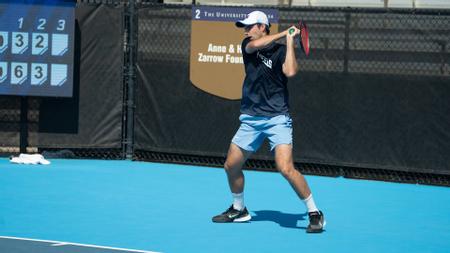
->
xmin=224 ymin=143 xmax=252 ymax=195
xmin=274 ymin=144 xmax=311 ymax=199
xmin=274 ymin=144 xmax=325 ymax=233
xmin=266 ymin=115 xmax=325 ymax=232
xmin=212 ymin=115 xmax=264 ymax=223
xmin=212 ymin=143 xmax=252 ymax=223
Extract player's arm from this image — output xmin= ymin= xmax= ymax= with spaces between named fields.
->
xmin=245 ymin=29 xmax=288 ymax=54
xmin=282 ymin=26 xmax=300 ymax=78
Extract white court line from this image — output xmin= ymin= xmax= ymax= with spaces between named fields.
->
xmin=51 ymin=243 xmax=68 ymax=246
xmin=0 ymin=236 xmax=161 ymax=253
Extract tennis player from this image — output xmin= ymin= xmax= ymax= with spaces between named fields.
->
xmin=212 ymin=10 xmax=325 ymax=233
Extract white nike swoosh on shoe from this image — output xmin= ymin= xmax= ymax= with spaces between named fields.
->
xmin=228 ymin=213 xmax=239 ymax=219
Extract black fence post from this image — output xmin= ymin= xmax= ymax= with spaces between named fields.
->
xmin=439 ymin=40 xmax=447 ymax=75
xmin=343 ymin=12 xmax=350 ymax=74
xmin=124 ymin=0 xmax=137 ymax=159
xmin=19 ymin=97 xmax=28 ymax=154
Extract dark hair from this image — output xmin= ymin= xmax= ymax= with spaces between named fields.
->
xmin=257 ymin=24 xmax=270 ymax=35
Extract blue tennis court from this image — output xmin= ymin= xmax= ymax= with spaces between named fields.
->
xmin=1 ymin=159 xmax=449 ymax=253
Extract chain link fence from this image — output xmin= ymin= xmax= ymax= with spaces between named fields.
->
xmin=0 ymin=97 xmax=21 ymax=155
xmin=0 ymin=1 xmax=449 ymax=185
xmin=135 ymin=3 xmax=450 ymax=185
xmin=137 ymin=4 xmax=450 ymax=76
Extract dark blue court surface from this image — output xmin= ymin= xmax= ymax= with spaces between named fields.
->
xmin=1 ymin=159 xmax=449 ymax=253
xmin=0 ymin=236 xmax=158 ymax=253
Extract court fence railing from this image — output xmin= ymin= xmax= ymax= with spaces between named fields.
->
xmin=0 ymin=0 xmax=449 ymax=187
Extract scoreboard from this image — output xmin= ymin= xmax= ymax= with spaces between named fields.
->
xmin=0 ymin=0 xmax=75 ymax=97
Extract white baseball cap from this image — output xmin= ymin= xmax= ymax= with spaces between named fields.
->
xmin=235 ymin=10 xmax=271 ymax=28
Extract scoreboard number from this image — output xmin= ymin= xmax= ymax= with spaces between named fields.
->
xmin=57 ymin=19 xmax=66 ymax=31
xmin=12 ymin=32 xmax=29 ymax=54
xmin=0 ymin=62 xmax=7 ymax=83
xmin=11 ymin=62 xmax=28 ymax=85
xmin=18 ymin=17 xmax=24 ymax=29
xmin=31 ymin=63 xmax=48 ymax=85
xmin=0 ymin=31 xmax=8 ymax=53
xmin=37 ymin=18 xmax=46 ymax=30
xmin=32 ymin=33 xmax=49 ymax=55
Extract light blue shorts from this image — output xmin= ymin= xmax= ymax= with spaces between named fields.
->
xmin=232 ymin=114 xmax=293 ymax=152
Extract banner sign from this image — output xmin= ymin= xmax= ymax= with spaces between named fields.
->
xmin=190 ymin=6 xmax=279 ymax=100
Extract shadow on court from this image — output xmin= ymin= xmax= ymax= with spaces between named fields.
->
xmin=251 ymin=210 xmax=308 ymax=229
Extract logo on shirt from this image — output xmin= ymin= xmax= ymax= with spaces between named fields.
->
xmin=257 ymin=52 xmax=272 ymax=69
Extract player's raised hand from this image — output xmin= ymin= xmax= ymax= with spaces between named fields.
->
xmin=287 ymin=26 xmax=300 ymax=38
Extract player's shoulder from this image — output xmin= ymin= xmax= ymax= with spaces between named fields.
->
xmin=242 ymin=37 xmax=251 ymax=45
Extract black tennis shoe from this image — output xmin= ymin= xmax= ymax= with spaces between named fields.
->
xmin=306 ymin=210 xmax=326 ymax=233
xmin=212 ymin=205 xmax=251 ymax=223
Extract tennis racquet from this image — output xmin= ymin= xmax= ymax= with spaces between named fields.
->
xmin=298 ymin=20 xmax=310 ymax=56
xmin=288 ymin=20 xmax=310 ymax=56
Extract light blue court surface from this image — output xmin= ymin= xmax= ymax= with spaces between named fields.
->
xmin=1 ymin=159 xmax=450 ymax=253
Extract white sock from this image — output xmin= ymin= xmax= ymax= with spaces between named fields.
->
xmin=232 ymin=192 xmax=244 ymax=211
xmin=303 ymin=194 xmax=319 ymax=213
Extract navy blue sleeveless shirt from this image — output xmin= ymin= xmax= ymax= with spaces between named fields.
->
xmin=240 ymin=37 xmax=289 ymax=117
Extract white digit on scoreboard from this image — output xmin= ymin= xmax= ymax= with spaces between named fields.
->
xmin=10 ymin=62 xmax=28 ymax=85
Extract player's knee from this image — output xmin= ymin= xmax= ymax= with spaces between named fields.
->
xmin=224 ymin=160 xmax=239 ymax=173
xmin=224 ymin=161 xmax=232 ymax=171
xmin=277 ymin=163 xmax=295 ymax=178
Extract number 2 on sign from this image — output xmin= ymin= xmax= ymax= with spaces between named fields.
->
xmin=195 ymin=9 xmax=200 ymax=19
